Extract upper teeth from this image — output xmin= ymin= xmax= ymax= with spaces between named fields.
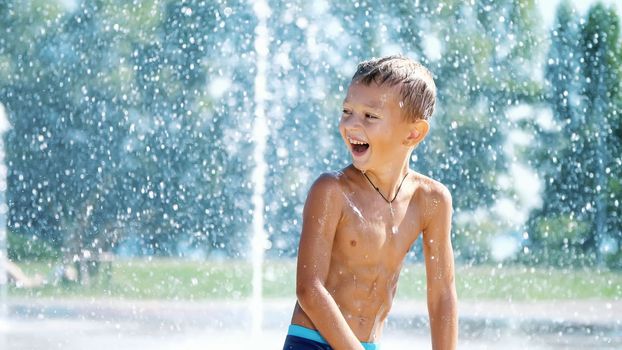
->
xmin=349 ymin=138 xmax=367 ymax=145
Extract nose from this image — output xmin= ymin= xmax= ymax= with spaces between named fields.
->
xmin=340 ymin=112 xmax=362 ymax=130
xmin=340 ymin=119 xmax=359 ymax=138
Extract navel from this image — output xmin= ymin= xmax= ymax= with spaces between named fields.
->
xmin=350 ymin=240 xmax=357 ymax=247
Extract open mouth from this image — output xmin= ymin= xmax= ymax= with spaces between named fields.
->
xmin=348 ymin=137 xmax=369 ymax=156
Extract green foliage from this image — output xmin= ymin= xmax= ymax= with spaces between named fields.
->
xmin=8 ymin=231 xmax=60 ymax=262
xmin=528 ymin=214 xmax=595 ymax=267
xmin=0 ymin=0 xmax=253 ymax=259
xmin=534 ymin=215 xmax=591 ymax=246
xmin=452 ymin=214 xmax=504 ymax=263
xmin=579 ymin=3 xmax=621 ymax=259
xmin=605 ymin=250 xmax=622 ymax=269
xmin=0 ymin=0 xmax=620 ymax=269
xmin=527 ymin=1 xmax=622 ymax=268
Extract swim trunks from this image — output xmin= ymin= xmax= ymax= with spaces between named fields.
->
xmin=282 ymin=324 xmax=379 ymax=350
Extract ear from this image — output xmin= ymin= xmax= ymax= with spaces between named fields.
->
xmin=403 ymin=119 xmax=429 ymax=147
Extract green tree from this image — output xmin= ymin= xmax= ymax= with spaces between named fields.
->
xmin=579 ymin=3 xmax=620 ymax=264
xmin=526 ymin=0 xmax=590 ymax=266
xmin=530 ymin=2 xmax=622 ymax=267
xmin=0 ymin=0 xmax=255 ymax=268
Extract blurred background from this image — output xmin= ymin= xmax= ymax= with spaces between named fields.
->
xmin=0 ymin=0 xmax=620 ymax=349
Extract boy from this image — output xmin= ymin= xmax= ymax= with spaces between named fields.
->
xmin=282 ymin=55 xmax=457 ymax=350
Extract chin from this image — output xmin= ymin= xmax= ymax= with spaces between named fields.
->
xmin=349 ymin=146 xmax=372 ymax=171
xmin=351 ymin=159 xmax=370 ymax=172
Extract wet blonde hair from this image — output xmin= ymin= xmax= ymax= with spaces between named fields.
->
xmin=352 ymin=55 xmax=436 ymax=122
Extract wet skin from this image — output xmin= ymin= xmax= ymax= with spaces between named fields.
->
xmin=291 ymin=165 xmax=446 ymax=343
xmin=291 ymin=80 xmax=456 ymax=349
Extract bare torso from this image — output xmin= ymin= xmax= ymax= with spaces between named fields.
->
xmin=291 ymin=165 xmax=427 ymax=342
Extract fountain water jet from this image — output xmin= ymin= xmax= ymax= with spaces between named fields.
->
xmin=250 ymin=0 xmax=271 ymax=339
xmin=0 ymin=103 xmax=10 ymax=349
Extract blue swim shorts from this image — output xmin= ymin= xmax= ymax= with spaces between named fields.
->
xmin=282 ymin=324 xmax=379 ymax=350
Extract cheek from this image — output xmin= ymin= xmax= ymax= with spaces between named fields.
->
xmin=337 ymin=127 xmax=346 ymax=143
xmin=338 ymin=118 xmax=347 ymax=134
xmin=372 ymin=126 xmax=394 ymax=145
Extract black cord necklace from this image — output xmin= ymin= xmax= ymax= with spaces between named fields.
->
xmin=362 ymin=171 xmax=409 ymax=204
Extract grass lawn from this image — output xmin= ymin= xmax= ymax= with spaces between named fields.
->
xmin=8 ymin=258 xmax=622 ymax=301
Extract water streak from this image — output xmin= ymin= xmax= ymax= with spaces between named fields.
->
xmin=0 ymin=103 xmax=10 ymax=349
xmin=250 ymin=0 xmax=270 ymax=339
xmin=343 ymin=192 xmax=367 ymax=224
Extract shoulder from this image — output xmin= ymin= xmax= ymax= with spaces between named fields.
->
xmin=427 ymin=178 xmax=452 ymax=207
xmin=412 ymin=172 xmax=451 ymax=202
xmin=304 ymin=171 xmax=346 ymax=207
xmin=301 ymin=171 xmax=346 ymax=227
xmin=309 ymin=171 xmax=344 ymax=193
xmin=412 ymin=172 xmax=452 ymax=224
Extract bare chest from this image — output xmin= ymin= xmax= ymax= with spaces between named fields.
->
xmin=334 ymin=192 xmax=421 ymax=266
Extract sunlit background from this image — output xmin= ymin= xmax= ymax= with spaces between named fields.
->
xmin=0 ymin=0 xmax=620 ymax=349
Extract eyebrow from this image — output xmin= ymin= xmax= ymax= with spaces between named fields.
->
xmin=342 ymin=100 xmax=383 ymax=112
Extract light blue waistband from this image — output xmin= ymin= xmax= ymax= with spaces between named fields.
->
xmin=288 ymin=324 xmax=379 ymax=350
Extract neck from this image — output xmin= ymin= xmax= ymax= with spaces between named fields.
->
xmin=360 ymin=159 xmax=410 ymax=200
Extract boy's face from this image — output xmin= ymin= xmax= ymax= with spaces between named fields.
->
xmin=339 ymin=80 xmax=413 ymax=172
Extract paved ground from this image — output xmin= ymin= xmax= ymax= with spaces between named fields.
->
xmin=1 ymin=297 xmax=621 ymax=349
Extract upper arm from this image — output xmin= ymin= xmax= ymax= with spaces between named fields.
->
xmin=295 ymin=173 xmax=344 ymax=295
xmin=421 ymin=183 xmax=455 ymax=296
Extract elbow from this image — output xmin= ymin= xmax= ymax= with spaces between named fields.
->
xmin=428 ymin=289 xmax=458 ymax=324
xmin=445 ymin=290 xmax=458 ymax=310
xmin=428 ymin=285 xmax=457 ymax=310
xmin=296 ymin=282 xmax=323 ymax=309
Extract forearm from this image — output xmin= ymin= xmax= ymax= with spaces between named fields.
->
xmin=428 ymin=288 xmax=458 ymax=350
xmin=297 ymin=283 xmax=365 ymax=350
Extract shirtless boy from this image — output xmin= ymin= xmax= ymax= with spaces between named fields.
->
xmin=282 ymin=55 xmax=458 ymax=350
